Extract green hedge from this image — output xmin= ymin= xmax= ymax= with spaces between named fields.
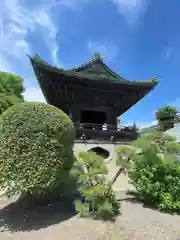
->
xmin=0 ymin=102 xmax=75 ymax=196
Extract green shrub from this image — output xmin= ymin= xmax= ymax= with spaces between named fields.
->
xmin=71 ymin=152 xmax=120 ymax=219
xmin=0 ymin=102 xmax=75 ymax=197
xmin=131 ymin=154 xmax=180 ymax=213
xmin=116 ymin=132 xmax=180 ymax=214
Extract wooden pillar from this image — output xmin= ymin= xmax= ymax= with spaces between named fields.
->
xmin=70 ymin=104 xmax=81 ymax=123
xmin=107 ymin=109 xmax=117 ymax=126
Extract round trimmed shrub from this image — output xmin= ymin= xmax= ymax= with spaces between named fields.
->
xmin=0 ymin=102 xmax=75 ymax=196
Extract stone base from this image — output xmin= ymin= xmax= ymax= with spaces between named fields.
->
xmin=73 ymin=140 xmax=134 ymax=192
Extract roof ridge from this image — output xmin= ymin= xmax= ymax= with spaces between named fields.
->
xmin=72 ymin=57 xmax=123 ymax=80
xmin=97 ymin=60 xmax=123 ymax=80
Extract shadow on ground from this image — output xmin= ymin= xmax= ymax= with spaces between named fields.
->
xmin=117 ymin=190 xmax=156 ymax=209
xmin=0 ymin=197 xmax=76 ymax=232
xmin=121 ymin=191 xmax=180 ymax=215
xmin=117 ymin=190 xmax=141 ymax=203
xmin=81 ymin=208 xmax=121 ymax=223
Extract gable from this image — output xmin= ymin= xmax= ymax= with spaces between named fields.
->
xmin=74 ymin=60 xmax=121 ymax=79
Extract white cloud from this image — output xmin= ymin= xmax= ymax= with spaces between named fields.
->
xmin=112 ymin=0 xmax=150 ymax=23
xmin=88 ymin=40 xmax=118 ymax=61
xmin=0 ymin=0 xmax=61 ymax=74
xmin=23 ymin=87 xmax=46 ymax=103
xmin=0 ymin=0 xmax=91 ymax=104
xmin=35 ymin=10 xmax=60 ymax=66
xmin=0 ymin=0 xmax=91 ymax=74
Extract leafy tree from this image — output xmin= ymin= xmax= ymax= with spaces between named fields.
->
xmin=0 ymin=102 xmax=75 ymax=198
xmin=155 ymin=105 xmax=179 ymax=131
xmin=0 ymin=71 xmax=24 ymax=114
xmin=71 ymin=152 xmax=120 ymax=219
xmin=116 ymin=131 xmax=180 ymax=214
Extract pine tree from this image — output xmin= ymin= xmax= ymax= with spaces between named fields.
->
xmin=71 ymin=152 xmax=120 ymax=219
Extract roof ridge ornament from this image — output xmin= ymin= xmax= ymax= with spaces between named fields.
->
xmin=90 ymin=52 xmax=104 ymax=62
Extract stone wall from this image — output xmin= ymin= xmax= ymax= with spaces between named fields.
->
xmin=73 ymin=141 xmax=134 ymax=192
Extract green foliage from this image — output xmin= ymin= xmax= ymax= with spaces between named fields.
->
xmin=156 ymin=105 xmax=178 ymax=120
xmin=155 ymin=105 xmax=179 ymax=131
xmin=134 ymin=131 xmax=178 ymax=152
xmin=0 ymin=72 xmax=24 ymax=114
xmin=131 ymin=155 xmax=180 ymax=213
xmin=116 ymin=145 xmax=137 ymax=173
xmin=116 ymin=132 xmax=180 ymax=214
xmin=0 ymin=102 xmax=75 ymax=196
xmin=71 ymin=152 xmax=120 ymax=219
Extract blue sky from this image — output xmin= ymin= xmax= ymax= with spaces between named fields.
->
xmin=0 ymin=0 xmax=180 ymax=128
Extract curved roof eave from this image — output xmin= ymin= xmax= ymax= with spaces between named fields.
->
xmin=29 ymin=56 xmax=159 ymax=89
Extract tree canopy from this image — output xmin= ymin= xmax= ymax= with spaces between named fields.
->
xmin=0 ymin=71 xmax=24 ymax=114
xmin=155 ymin=105 xmax=179 ymax=131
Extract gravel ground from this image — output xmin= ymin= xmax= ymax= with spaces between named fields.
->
xmin=0 ymin=167 xmax=180 ymax=240
xmin=104 ymin=191 xmax=180 ymax=240
xmin=0 ymin=195 xmax=111 ymax=240
xmin=0 ymin=191 xmax=179 ymax=240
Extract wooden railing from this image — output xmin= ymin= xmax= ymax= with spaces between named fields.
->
xmin=73 ymin=122 xmax=139 ymax=141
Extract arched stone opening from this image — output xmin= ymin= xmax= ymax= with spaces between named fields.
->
xmin=88 ymin=147 xmax=110 ymax=159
